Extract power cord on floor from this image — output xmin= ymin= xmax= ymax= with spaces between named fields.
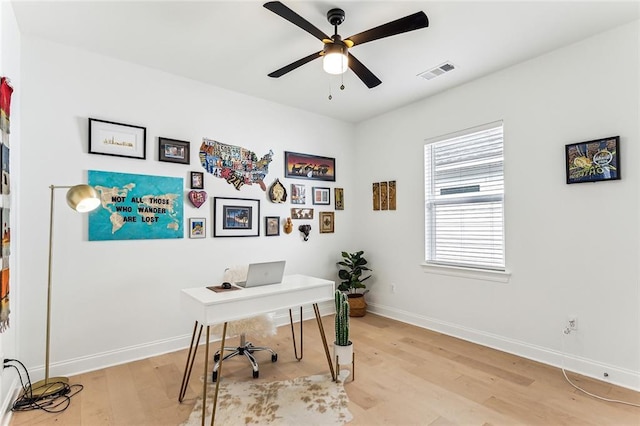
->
xmin=560 ymin=330 xmax=640 ymax=408
xmin=3 ymin=358 xmax=83 ymax=413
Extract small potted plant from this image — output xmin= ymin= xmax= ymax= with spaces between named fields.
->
xmin=334 ymin=290 xmax=353 ymax=380
xmin=337 ymin=250 xmax=372 ymax=317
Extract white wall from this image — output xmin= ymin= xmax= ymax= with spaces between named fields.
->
xmin=355 ymin=21 xmax=640 ymax=390
xmin=17 ymin=37 xmax=356 ymax=380
xmin=0 ymin=0 xmax=21 ymax=419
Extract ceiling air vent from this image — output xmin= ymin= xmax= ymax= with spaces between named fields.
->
xmin=418 ymin=62 xmax=456 ymax=80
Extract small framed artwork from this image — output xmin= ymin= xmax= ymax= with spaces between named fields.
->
xmin=291 ymin=208 xmax=314 ymax=219
xmin=159 ymin=137 xmax=190 ymax=164
xmin=312 ymin=187 xmax=330 ymax=205
xmin=388 ymin=181 xmax=396 ymax=210
xmin=380 ymin=182 xmax=388 ymax=210
xmin=88 ymin=118 xmax=146 ymax=159
xmin=213 ymin=197 xmax=260 ymax=237
xmin=565 ymin=136 xmax=620 ymax=184
xmin=284 ymin=151 xmax=336 ymax=181
xmin=265 ymin=216 xmax=280 ymax=236
xmin=372 ymin=182 xmax=380 ymax=210
xmin=190 ymin=171 xmax=204 ymax=189
xmin=188 ymin=218 xmax=206 ymax=238
xmin=291 ymin=184 xmax=306 ymax=204
xmin=319 ymin=211 xmax=334 ymax=233
xmin=334 ymin=188 xmax=344 ymax=210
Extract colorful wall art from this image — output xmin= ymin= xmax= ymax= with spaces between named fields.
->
xmin=199 ymin=138 xmax=273 ymax=191
xmin=88 ymin=170 xmax=183 ymax=240
xmin=0 ymin=77 xmax=12 ymax=333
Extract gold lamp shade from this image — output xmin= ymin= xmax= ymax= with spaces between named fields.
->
xmin=66 ymin=184 xmax=100 ymax=213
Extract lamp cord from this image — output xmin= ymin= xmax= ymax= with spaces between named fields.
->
xmin=4 ymin=358 xmax=83 ymax=413
xmin=560 ymin=332 xmax=640 ymax=407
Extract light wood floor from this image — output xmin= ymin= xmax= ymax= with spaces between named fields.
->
xmin=10 ymin=314 xmax=640 ymax=425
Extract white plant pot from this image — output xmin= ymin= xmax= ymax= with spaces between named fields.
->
xmin=333 ymin=341 xmax=353 ymax=365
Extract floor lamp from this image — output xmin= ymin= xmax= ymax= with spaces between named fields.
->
xmin=30 ymin=184 xmax=101 ymax=398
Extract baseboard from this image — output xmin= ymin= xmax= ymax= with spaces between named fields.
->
xmin=27 ymin=301 xmax=333 ymax=381
xmin=367 ymin=302 xmax=640 ymax=392
xmin=0 ymin=377 xmax=19 ymax=426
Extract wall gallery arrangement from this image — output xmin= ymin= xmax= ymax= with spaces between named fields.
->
xmin=84 ymin=118 xmax=341 ymax=241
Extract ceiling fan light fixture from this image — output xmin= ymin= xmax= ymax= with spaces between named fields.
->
xmin=323 ymin=44 xmax=348 ymax=75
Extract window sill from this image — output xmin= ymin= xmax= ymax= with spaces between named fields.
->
xmin=420 ymin=263 xmax=511 ymax=283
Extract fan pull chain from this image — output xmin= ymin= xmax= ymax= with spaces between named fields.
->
xmin=328 ymin=78 xmax=333 ymax=100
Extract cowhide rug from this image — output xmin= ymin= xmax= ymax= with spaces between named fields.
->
xmin=182 ymin=372 xmax=353 ymax=425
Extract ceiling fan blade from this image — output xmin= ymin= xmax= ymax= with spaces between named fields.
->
xmin=268 ymin=51 xmax=323 ymax=78
xmin=345 ymin=11 xmax=428 ymax=47
xmin=348 ymin=53 xmax=382 ymax=89
xmin=264 ymin=1 xmax=329 ymax=42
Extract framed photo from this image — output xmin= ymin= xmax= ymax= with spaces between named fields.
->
xmin=88 ymin=118 xmax=146 ymax=159
xmin=291 ymin=184 xmax=306 ymax=204
xmin=334 ymin=188 xmax=344 ymax=210
xmin=265 ymin=216 xmax=280 ymax=236
xmin=290 ymin=208 xmax=314 ymax=219
xmin=190 ymin=171 xmax=204 ymax=189
xmin=319 ymin=211 xmax=335 ymax=233
xmin=188 ymin=218 xmax=206 ymax=239
xmin=312 ymin=187 xmax=330 ymax=205
xmin=159 ymin=137 xmax=190 ymax=164
xmin=565 ymin=136 xmax=620 ymax=184
xmin=284 ymin=151 xmax=336 ymax=181
xmin=213 ymin=197 xmax=260 ymax=237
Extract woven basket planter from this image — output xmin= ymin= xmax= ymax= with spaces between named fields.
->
xmin=347 ymin=293 xmax=367 ymax=317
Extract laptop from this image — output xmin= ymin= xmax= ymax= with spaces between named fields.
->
xmin=237 ymin=261 xmax=286 ymax=288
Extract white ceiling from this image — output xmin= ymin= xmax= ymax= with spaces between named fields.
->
xmin=10 ymin=1 xmax=640 ymax=123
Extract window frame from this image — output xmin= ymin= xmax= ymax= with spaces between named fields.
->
xmin=424 ymin=121 xmax=507 ymax=274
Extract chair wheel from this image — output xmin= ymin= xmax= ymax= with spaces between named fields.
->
xmin=271 ymin=354 xmax=278 ymax=362
xmin=213 ymin=353 xmax=220 ymax=362
xmin=212 ymin=371 xmax=218 ymax=382
xmin=253 ymin=370 xmax=259 ymax=379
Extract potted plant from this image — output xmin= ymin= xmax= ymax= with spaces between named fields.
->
xmin=337 ymin=250 xmax=372 ymax=317
xmin=334 ymin=290 xmax=353 ymax=380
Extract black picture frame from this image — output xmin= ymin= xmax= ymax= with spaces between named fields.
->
xmin=190 ymin=171 xmax=204 ymax=189
xmin=565 ymin=136 xmax=620 ymax=184
xmin=284 ymin=151 xmax=336 ymax=181
xmin=265 ymin=216 xmax=280 ymax=236
xmin=213 ymin=197 xmax=260 ymax=237
xmin=312 ymin=187 xmax=330 ymax=205
xmin=159 ymin=137 xmax=190 ymax=164
xmin=88 ymin=118 xmax=146 ymax=159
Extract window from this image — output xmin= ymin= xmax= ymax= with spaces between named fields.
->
xmin=424 ymin=121 xmax=504 ymax=271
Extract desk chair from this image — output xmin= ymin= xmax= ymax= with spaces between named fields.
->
xmin=211 ymin=266 xmax=278 ymax=381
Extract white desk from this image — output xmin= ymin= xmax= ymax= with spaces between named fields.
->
xmin=178 ymin=274 xmax=336 ymax=425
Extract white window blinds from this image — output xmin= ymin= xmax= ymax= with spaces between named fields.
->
xmin=424 ymin=121 xmax=505 ymax=270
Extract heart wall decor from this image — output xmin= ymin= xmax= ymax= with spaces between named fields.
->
xmin=188 ymin=190 xmax=207 ymax=208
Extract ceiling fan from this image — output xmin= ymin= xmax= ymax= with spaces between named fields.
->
xmin=263 ymin=1 xmax=429 ymax=89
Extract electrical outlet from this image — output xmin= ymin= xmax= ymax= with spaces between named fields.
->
xmin=568 ymin=316 xmax=578 ymax=332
